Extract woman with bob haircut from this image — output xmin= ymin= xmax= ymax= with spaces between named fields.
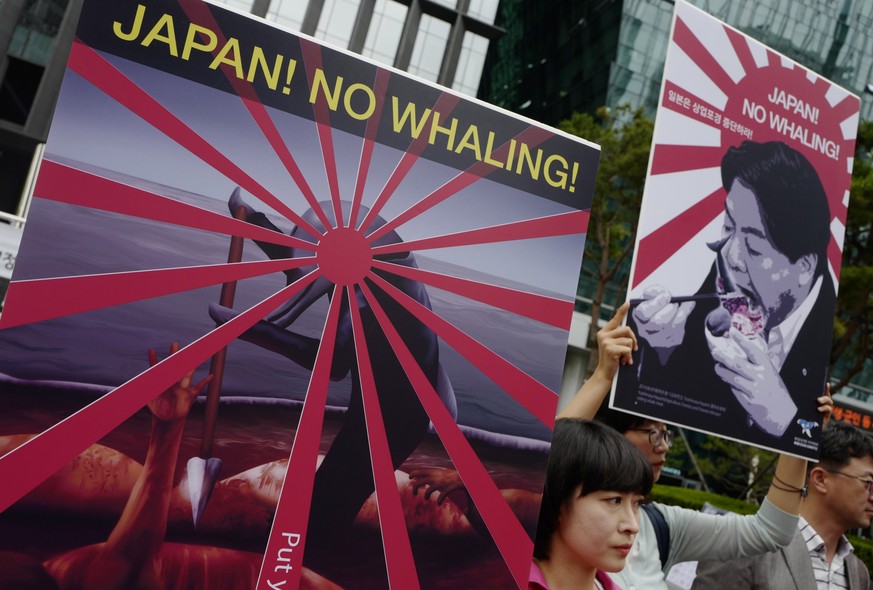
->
xmin=559 ymin=303 xmax=833 ymax=590
xmin=530 ymin=418 xmax=653 ymax=590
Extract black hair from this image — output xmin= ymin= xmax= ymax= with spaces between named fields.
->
xmin=533 ymin=419 xmax=653 ymax=560
xmin=594 ymin=402 xmax=650 ymax=435
xmin=720 ymin=141 xmax=830 ymax=274
xmin=817 ymin=421 xmax=873 ymax=471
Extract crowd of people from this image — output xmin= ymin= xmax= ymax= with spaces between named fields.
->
xmin=4 ymin=136 xmax=867 ymax=589
xmin=528 ymin=302 xmax=871 ymax=590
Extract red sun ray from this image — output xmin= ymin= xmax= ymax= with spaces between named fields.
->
xmin=672 ymin=16 xmax=736 ymax=97
xmin=178 ymin=0 xmax=334 ymax=231
xmin=724 ymin=26 xmax=757 ymax=77
xmin=660 ymin=82 xmax=726 ymax=134
xmin=0 ymin=271 xmax=320 ymax=513
xmin=828 ymin=236 xmax=844 ymax=281
xmin=301 ymin=40 xmax=344 ymax=229
xmin=349 ymin=68 xmax=391 ymax=229
xmin=67 ymin=39 xmax=323 ymax=239
xmin=364 ymin=272 xmax=557 ymax=428
xmin=371 ymin=260 xmax=572 ymax=330
xmin=347 ymin=285 xmax=421 ymax=589
xmin=255 ymin=287 xmax=342 ymax=590
xmin=367 ymin=171 xmax=479 ymax=242
xmin=34 ymin=160 xmax=315 ymax=251
xmin=0 ymin=256 xmax=314 ymax=329
xmin=356 ymin=92 xmax=462 ymax=234
xmin=357 ymin=279 xmax=533 ymax=589
xmin=649 ymin=144 xmax=724 ymax=175
xmin=832 ymin=93 xmax=861 ymax=125
xmin=632 ymin=187 xmax=725 ymax=288
xmin=365 ymin=125 xmax=554 ymax=243
xmin=371 ymin=210 xmax=588 ymax=256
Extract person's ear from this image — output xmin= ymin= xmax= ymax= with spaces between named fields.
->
xmin=808 ymin=466 xmax=828 ymax=494
xmin=797 ymin=253 xmax=817 ymax=286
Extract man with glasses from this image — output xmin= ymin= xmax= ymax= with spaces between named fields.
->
xmin=555 ymin=303 xmax=823 ymax=590
xmin=693 ymin=421 xmax=873 ymax=589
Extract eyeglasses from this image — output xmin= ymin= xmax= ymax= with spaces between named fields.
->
xmin=628 ymin=428 xmax=674 ymax=448
xmin=825 ymin=470 xmax=873 ymax=495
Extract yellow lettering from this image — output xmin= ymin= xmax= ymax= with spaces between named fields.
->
xmin=114 ymin=4 xmax=146 ymax=41
xmin=309 ymin=69 xmax=342 ymax=110
xmin=429 ymin=111 xmax=457 ymax=150
xmin=343 ymin=83 xmax=376 ymax=120
xmin=391 ymin=97 xmax=431 ymax=138
xmin=209 ymin=38 xmax=244 ymax=79
xmin=506 ymin=139 xmax=517 ymax=170
xmin=247 ymin=47 xmax=283 ymax=90
xmin=515 ymin=143 xmax=542 ymax=179
xmin=483 ymin=131 xmax=504 ymax=168
xmin=454 ymin=124 xmax=482 ymax=160
xmin=544 ymin=154 xmax=569 ymax=189
xmin=141 ymin=14 xmax=178 ymax=57
xmin=182 ymin=23 xmax=217 ymax=60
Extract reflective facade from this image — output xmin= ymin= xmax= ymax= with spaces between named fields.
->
xmin=0 ymin=0 xmax=501 ymax=219
xmin=480 ymin=0 xmax=873 ymax=126
xmin=0 ymin=0 xmax=78 ymax=216
xmin=214 ymin=0 xmax=501 ymax=95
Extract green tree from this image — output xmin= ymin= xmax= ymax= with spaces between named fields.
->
xmin=831 ymin=119 xmax=873 ymax=390
xmin=558 ymin=105 xmax=654 ymax=375
xmin=696 ymin=435 xmax=776 ymax=501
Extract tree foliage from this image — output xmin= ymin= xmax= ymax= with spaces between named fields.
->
xmin=831 ymin=120 xmax=873 ymax=390
xmin=696 ymin=435 xmax=776 ymax=501
xmin=558 ymin=105 xmax=653 ymax=374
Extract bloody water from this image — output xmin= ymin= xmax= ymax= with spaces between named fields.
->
xmin=0 ymin=383 xmax=547 ymax=589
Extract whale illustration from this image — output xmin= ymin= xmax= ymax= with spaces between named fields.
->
xmin=209 ymin=190 xmax=456 ymax=565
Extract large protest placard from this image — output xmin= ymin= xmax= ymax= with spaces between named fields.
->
xmin=612 ymin=0 xmax=860 ymax=460
xmin=0 ymin=1 xmax=599 ymax=588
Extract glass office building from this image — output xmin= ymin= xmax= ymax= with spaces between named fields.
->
xmin=190 ymin=0 xmax=502 ymax=96
xmin=0 ymin=0 xmax=77 ymax=216
xmin=480 ymin=0 xmax=873 ymax=126
xmin=0 ymin=0 xmax=501 ymax=219
xmin=7 ymin=0 xmax=872 ymax=213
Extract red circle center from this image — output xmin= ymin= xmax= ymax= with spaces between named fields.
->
xmin=316 ymin=227 xmax=373 ymax=286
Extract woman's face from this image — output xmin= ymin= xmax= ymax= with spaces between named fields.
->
xmin=553 ymin=487 xmax=643 ymax=573
xmin=623 ymin=420 xmax=670 ymax=481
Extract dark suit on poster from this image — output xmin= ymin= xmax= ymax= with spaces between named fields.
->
xmin=691 ymin=528 xmax=870 ymax=590
xmin=614 ymin=264 xmax=834 ymax=451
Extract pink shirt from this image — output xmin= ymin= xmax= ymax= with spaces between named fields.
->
xmin=529 ymin=561 xmax=623 ymax=590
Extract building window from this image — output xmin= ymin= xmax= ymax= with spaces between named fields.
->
xmin=467 ymin=0 xmax=500 ymax=25
xmin=8 ymin=0 xmax=68 ymax=66
xmin=362 ymin=0 xmax=407 ymax=66
xmin=453 ymin=30 xmax=489 ymax=96
xmin=209 ymin=0 xmax=255 ymax=14
xmin=0 ymin=56 xmax=43 ymax=124
xmin=407 ymin=14 xmax=451 ymax=83
xmin=267 ymin=0 xmax=309 ymax=32
xmin=315 ymin=0 xmax=361 ymax=49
